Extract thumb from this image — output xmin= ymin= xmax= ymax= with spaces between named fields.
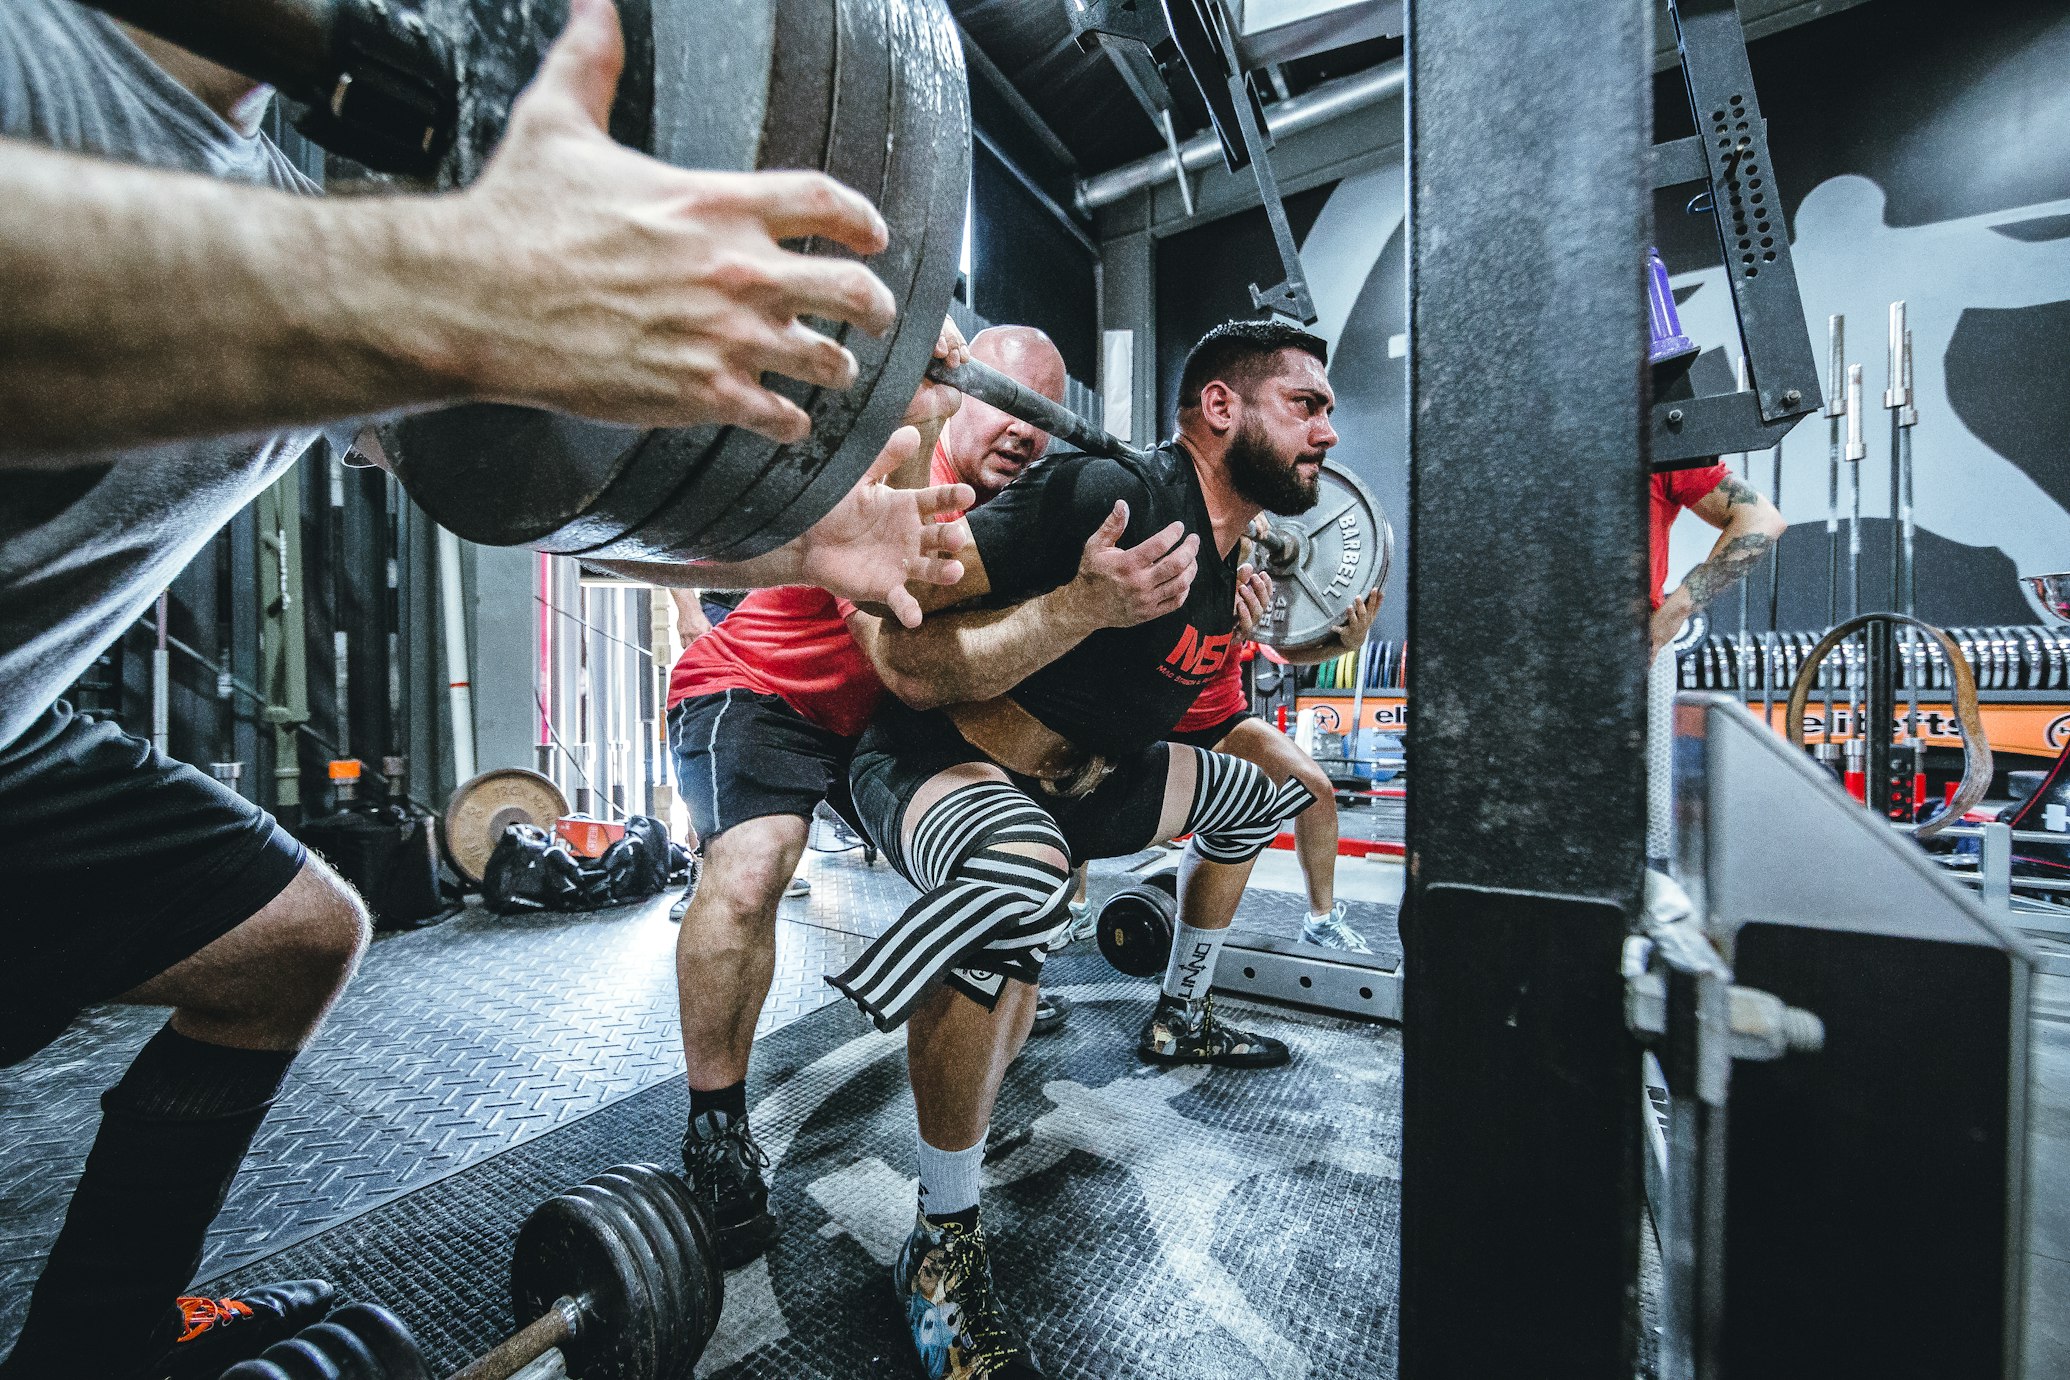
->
xmin=526 ymin=0 xmax=625 ymax=133
xmin=1086 ymin=500 xmax=1128 ymax=551
xmin=861 ymin=427 xmax=921 ymax=486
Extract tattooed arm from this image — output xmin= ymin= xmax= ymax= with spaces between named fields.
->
xmin=1652 ymin=471 xmax=1787 ymax=654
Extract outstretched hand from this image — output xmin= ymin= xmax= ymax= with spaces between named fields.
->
xmin=459 ymin=0 xmax=898 ymax=438
xmin=793 ymin=428 xmax=973 ymax=627
xmin=1067 ymin=501 xmax=1199 ymax=629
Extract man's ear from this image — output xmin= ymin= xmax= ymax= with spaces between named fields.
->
xmin=1198 ymin=379 xmax=1241 ymax=435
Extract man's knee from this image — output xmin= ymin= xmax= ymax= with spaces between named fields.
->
xmin=275 ymin=859 xmax=371 ymax=997
xmin=689 ymin=819 xmax=804 ymax=930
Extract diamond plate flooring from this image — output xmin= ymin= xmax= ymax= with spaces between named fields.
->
xmin=204 ymin=950 xmax=1404 ymax=1380
xmin=0 ymin=844 xmax=1315 ymax=1354
xmin=0 ymin=845 xmax=908 ymax=1352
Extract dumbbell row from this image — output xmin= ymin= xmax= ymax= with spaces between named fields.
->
xmin=1679 ymin=625 xmax=2070 ymax=693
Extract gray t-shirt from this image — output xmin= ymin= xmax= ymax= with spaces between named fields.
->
xmin=0 ymin=0 xmax=319 ymax=751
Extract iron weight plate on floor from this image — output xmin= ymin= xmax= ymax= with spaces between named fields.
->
xmin=585 ymin=1173 xmax=699 ymax=1378
xmin=613 ymin=1163 xmax=725 ymax=1345
xmin=511 ymin=1187 xmax=661 ymax=1380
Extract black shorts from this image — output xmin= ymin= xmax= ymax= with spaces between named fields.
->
xmin=0 ymin=703 xmax=308 ymax=1065
xmin=668 ymin=689 xmax=855 ymax=843
xmin=1164 ymin=708 xmax=1256 ymax=751
xmin=848 ymin=700 xmax=1172 ymax=879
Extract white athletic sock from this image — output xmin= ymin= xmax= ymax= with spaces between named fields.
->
xmin=915 ymin=1133 xmax=985 ymax=1219
xmin=1161 ymin=919 xmax=1228 ymax=1005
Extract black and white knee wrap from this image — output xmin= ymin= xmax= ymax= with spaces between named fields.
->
xmin=829 ymin=782 xmax=1073 ymax=1031
xmin=1183 ymin=747 xmax=1317 ymax=864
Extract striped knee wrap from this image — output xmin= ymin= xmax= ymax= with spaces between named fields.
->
xmin=828 ymin=783 xmax=1072 ymax=1030
xmin=1183 ymin=747 xmax=1317 ymax=864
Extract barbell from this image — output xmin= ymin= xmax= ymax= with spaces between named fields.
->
xmin=220 ymin=1163 xmax=723 ymax=1380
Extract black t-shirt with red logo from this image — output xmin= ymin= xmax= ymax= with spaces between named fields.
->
xmin=962 ymin=442 xmax=1240 ymax=758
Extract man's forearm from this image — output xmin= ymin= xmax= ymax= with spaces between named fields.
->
xmin=591 ymin=548 xmax=807 ymax=592
xmin=1678 ymin=527 xmax=1777 ymax=609
xmin=870 ymin=586 xmax=1102 ymax=710
xmin=1 ymin=141 xmax=480 ymax=463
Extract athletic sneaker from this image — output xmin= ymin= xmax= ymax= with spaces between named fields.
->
xmin=1030 ymin=994 xmax=1070 ymax=1036
xmin=163 ymin=1280 xmax=338 ymax=1379
xmin=784 ymin=876 xmax=811 ymax=899
xmin=1299 ymin=901 xmax=1373 ymax=954
xmin=894 ymin=1209 xmax=1047 ymax=1379
xmin=682 ymin=1111 xmax=779 ymax=1268
xmin=1063 ymin=900 xmax=1095 ymax=946
xmin=1137 ymin=994 xmax=1290 ymax=1068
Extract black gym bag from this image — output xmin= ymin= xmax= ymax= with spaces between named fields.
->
xmin=480 ymin=815 xmax=692 ymax=914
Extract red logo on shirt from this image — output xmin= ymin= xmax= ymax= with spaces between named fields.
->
xmin=1164 ymin=626 xmax=1233 ymax=678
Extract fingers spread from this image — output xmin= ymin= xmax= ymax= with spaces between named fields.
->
xmin=921 ymin=517 xmax=971 ymax=556
xmin=738 ymin=171 xmax=890 ymax=254
xmin=753 ymin=319 xmax=858 ymax=392
xmin=911 ymin=481 xmax=975 ymax=521
xmin=524 ymin=0 xmax=625 ymax=133
xmin=905 ymin=554 xmax=965 ymax=588
xmin=862 ymin=427 xmax=923 ymax=485
xmin=764 ymin=252 xmax=897 ymax=337
xmin=711 ymin=375 xmax=810 ymax=444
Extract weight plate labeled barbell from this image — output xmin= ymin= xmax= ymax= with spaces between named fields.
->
xmin=1253 ymin=462 xmax=1393 ymax=655
xmin=381 ymin=0 xmax=969 ymax=564
xmin=443 ymin=768 xmax=571 ymax=886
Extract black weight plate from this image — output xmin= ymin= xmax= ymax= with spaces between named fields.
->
xmin=219 ymin=1364 xmax=294 ymax=1380
xmin=328 ymin=1302 xmax=430 ymax=1380
xmin=1096 ymin=885 xmax=1177 ymax=978
xmin=385 ymin=407 xmax=648 ymax=551
xmin=1144 ymin=867 xmax=1178 ymax=900
xmin=616 ymin=0 xmax=901 ymax=562
xmin=627 ymin=1165 xmax=726 ymax=1343
xmin=588 ymin=1172 xmax=699 ymax=1380
xmin=618 ymin=1164 xmax=724 ymax=1344
xmin=512 ymin=1190 xmax=658 ymax=1380
xmin=561 ymin=1184 xmax=670 ymax=1380
xmin=693 ymin=0 xmax=969 ymax=562
xmin=256 ymin=1337 xmax=343 ymax=1380
xmin=294 ymin=1322 xmax=383 ymax=1380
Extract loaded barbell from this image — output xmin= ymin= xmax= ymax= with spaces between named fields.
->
xmin=221 ymin=1163 xmax=722 ymax=1380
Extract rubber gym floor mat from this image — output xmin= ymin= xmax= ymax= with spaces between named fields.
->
xmin=0 ymin=883 xmax=875 ymax=1350
xmin=203 ymin=946 xmax=1405 ymax=1380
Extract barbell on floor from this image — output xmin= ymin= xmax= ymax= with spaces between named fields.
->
xmin=1095 ymin=866 xmax=1179 ymax=978
xmin=221 ymin=1163 xmax=722 ymax=1380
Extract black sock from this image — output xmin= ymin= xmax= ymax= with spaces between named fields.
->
xmin=689 ymin=1079 xmax=747 ymax=1123
xmin=1 ymin=1025 xmax=295 ymax=1378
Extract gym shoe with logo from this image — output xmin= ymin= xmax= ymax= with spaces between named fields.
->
xmin=162 ymin=1280 xmax=338 ymax=1379
xmin=682 ymin=1110 xmax=779 ymax=1267
xmin=1298 ymin=901 xmax=1373 ymax=954
xmin=894 ymin=1209 xmax=1046 ymax=1379
xmin=1137 ymin=993 xmax=1291 ymax=1068
xmin=1029 ymin=994 xmax=1070 ymax=1037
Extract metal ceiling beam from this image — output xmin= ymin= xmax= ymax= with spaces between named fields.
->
xmin=959 ymin=27 xmax=1080 ymax=174
xmin=1076 ymin=57 xmax=1404 ymax=211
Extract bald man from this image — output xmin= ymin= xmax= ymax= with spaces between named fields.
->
xmin=663 ymin=324 xmax=1194 ymax=1267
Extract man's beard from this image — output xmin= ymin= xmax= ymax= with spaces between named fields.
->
xmin=1226 ymin=417 xmax=1322 ymax=515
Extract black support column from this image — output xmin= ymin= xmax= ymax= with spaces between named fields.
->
xmin=1399 ymin=2 xmax=1652 ymax=1376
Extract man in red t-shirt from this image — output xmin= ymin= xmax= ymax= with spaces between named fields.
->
xmin=656 ymin=322 xmax=1197 ymax=1267
xmin=1165 ymin=579 xmax=1382 ymax=950
xmin=1648 ymin=460 xmax=1786 ymax=653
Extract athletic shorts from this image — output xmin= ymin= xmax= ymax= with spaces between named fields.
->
xmin=847 ymin=700 xmax=1171 ymax=879
xmin=1164 ymin=708 xmax=1257 ymax=751
xmin=0 ymin=702 xmax=308 ymax=1066
xmin=668 ymin=688 xmax=856 ymax=843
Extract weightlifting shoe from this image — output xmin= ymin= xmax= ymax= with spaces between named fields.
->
xmin=894 ymin=1209 xmax=1047 ymax=1379
xmin=1299 ymin=901 xmax=1373 ymax=954
xmin=162 ymin=1279 xmax=338 ymax=1379
xmin=1137 ymin=993 xmax=1290 ymax=1068
xmin=682 ymin=1110 xmax=779 ymax=1267
xmin=1029 ymin=994 xmax=1070 ymax=1037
